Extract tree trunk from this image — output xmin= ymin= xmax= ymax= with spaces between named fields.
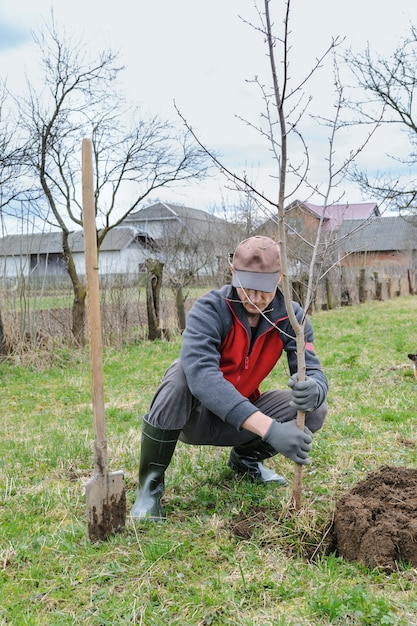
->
xmin=0 ymin=309 xmax=6 ymax=355
xmin=61 ymin=231 xmax=87 ymax=346
xmin=359 ymin=268 xmax=366 ymax=303
xmin=374 ymin=272 xmax=382 ymax=300
xmin=175 ymin=284 xmax=186 ymax=333
xmin=72 ymin=283 xmax=87 ymax=346
xmin=146 ymin=258 xmax=164 ymax=340
xmin=325 ymin=276 xmax=333 ymax=310
xmin=407 ymin=269 xmax=414 ymax=295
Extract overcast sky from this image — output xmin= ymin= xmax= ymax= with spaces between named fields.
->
xmin=1 ymin=0 xmax=416 ymax=221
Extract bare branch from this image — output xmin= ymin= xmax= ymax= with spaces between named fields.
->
xmin=14 ymin=15 xmax=208 ymax=342
xmin=344 ymin=26 xmax=417 ymax=212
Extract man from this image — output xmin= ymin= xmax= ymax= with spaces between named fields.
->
xmin=131 ymin=235 xmax=328 ymax=521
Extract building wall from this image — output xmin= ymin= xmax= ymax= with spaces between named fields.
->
xmin=96 ymin=248 xmax=148 ymax=276
xmin=286 ymin=205 xmax=322 ymax=234
xmin=0 ymin=247 xmax=149 ymax=284
xmin=0 ymin=254 xmax=31 ymax=281
xmin=339 ymin=250 xmax=416 ymax=302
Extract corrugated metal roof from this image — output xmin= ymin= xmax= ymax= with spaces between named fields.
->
xmin=337 ymin=216 xmax=417 ymax=252
xmin=257 ymin=200 xmax=380 ymax=236
xmin=100 ymin=228 xmax=148 ymax=251
xmin=0 ymin=227 xmax=142 ymax=256
xmin=125 ymin=201 xmax=228 ymax=224
xmin=300 ymin=201 xmax=379 ymax=230
xmin=0 ymin=231 xmax=70 ymax=256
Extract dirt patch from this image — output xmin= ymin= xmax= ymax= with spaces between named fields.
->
xmin=229 ymin=467 xmax=417 ymax=572
xmin=230 ymin=507 xmax=272 ymax=540
xmin=329 ymin=465 xmax=417 ymax=572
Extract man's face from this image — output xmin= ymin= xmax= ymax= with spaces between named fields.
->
xmin=235 ymin=287 xmax=276 ymax=315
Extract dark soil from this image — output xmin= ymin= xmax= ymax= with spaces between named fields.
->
xmin=230 ymin=507 xmax=272 ymax=541
xmin=329 ymin=465 xmax=417 ymax=572
xmin=229 ymin=466 xmax=417 ymax=573
xmin=87 ymin=488 xmax=127 ymax=543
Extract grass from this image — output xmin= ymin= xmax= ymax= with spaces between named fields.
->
xmin=1 ymin=296 xmax=417 ymax=625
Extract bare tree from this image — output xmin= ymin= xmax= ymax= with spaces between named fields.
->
xmin=177 ymin=0 xmax=384 ymax=506
xmin=0 ymin=80 xmax=28 ymax=353
xmin=214 ymin=191 xmax=264 ymax=239
xmin=0 ymin=81 xmax=28 ymax=220
xmin=345 ymin=25 xmax=417 ymax=213
xmin=17 ymin=17 xmax=208 ymax=344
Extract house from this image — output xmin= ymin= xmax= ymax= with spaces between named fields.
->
xmin=123 ymin=201 xmax=230 ymax=241
xmin=257 ymin=199 xmax=380 ymax=238
xmin=0 ymin=227 xmax=153 ymax=285
xmin=0 ymin=202 xmax=234 ymax=285
xmin=291 ymin=201 xmax=380 ymax=232
xmin=123 ymin=201 xmax=235 ymax=280
xmin=256 ymin=199 xmax=380 ymax=276
xmin=255 ymin=199 xmax=416 ymax=307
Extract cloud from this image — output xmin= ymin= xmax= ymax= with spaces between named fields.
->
xmin=0 ymin=20 xmax=30 ymax=51
xmin=0 ymin=0 xmax=416 ymax=212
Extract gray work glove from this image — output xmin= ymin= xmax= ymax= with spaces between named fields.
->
xmin=262 ymin=420 xmax=313 ymax=465
xmin=287 ymin=373 xmax=319 ymax=412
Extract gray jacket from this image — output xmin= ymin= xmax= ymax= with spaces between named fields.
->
xmin=180 ymin=285 xmax=328 ymax=431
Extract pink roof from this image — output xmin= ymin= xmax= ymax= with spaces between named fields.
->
xmin=302 ymin=202 xmax=379 ymax=231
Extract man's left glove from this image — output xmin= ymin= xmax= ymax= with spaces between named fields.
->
xmin=287 ymin=373 xmax=319 ymax=412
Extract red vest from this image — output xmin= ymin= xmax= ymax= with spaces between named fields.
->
xmin=219 ymin=307 xmax=284 ymax=402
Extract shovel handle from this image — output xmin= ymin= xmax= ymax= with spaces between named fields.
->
xmin=82 ymin=137 xmax=107 ymax=473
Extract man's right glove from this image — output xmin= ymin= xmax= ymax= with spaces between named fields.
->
xmin=262 ymin=420 xmax=313 ymax=465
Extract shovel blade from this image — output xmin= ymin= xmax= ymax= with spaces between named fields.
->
xmin=85 ymin=470 xmax=126 ymax=543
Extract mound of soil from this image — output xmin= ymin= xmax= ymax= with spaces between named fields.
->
xmin=330 ymin=465 xmax=417 ymax=571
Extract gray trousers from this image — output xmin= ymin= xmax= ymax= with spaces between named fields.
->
xmin=145 ymin=359 xmax=327 ymax=447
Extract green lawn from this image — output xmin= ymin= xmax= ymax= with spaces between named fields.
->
xmin=1 ymin=297 xmax=417 ymax=625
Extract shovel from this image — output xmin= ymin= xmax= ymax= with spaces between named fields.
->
xmin=82 ymin=137 xmax=126 ymax=542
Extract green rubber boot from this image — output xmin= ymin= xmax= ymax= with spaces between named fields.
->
xmin=130 ymin=420 xmax=181 ymax=521
xmin=228 ymin=438 xmax=288 ymax=486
